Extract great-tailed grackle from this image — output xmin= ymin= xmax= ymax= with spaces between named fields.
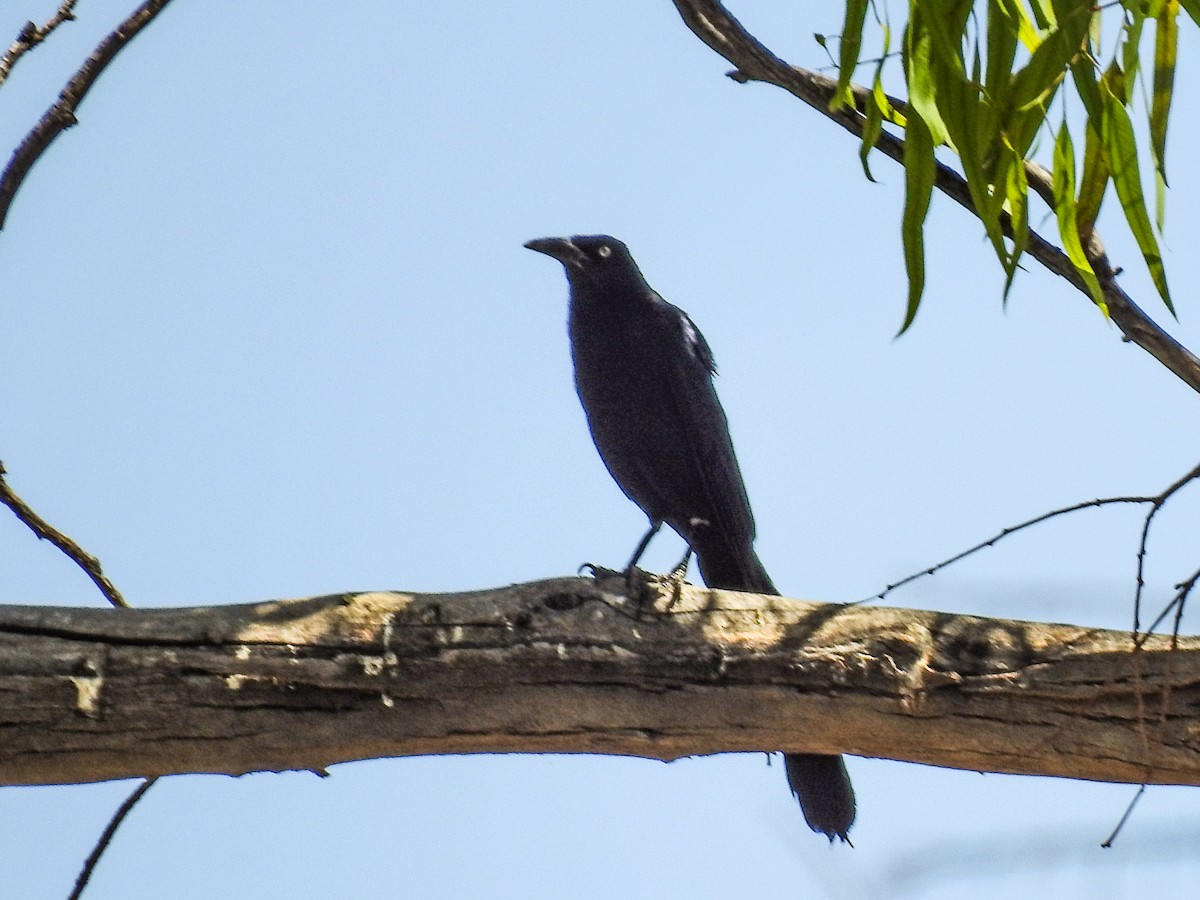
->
xmin=525 ymin=234 xmax=856 ymax=841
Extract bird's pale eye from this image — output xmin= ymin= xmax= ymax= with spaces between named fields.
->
xmin=597 ymin=245 xmax=612 ymax=258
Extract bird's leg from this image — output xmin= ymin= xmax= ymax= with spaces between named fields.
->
xmin=623 ymin=519 xmax=662 ymax=602
xmin=669 ymin=546 xmax=692 ymax=580
xmin=623 ymin=519 xmax=661 ymax=574
xmin=614 ymin=518 xmax=662 ymax=609
xmin=662 ymin=545 xmax=693 ymax=610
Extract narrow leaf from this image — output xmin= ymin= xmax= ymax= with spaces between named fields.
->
xmin=1102 ymin=57 xmax=1128 ymax=105
xmin=1070 ymin=58 xmax=1104 ymax=124
xmin=905 ymin=5 xmax=953 ymax=146
xmin=1012 ymin=0 xmax=1093 ymax=113
xmin=1156 ymin=168 xmax=1167 ymax=233
xmin=1121 ymin=14 xmax=1146 ymax=86
xmin=912 ymin=0 xmax=1009 ymax=270
xmin=874 ymin=23 xmax=902 ymax=125
xmin=1101 ymin=84 xmax=1174 ymax=314
xmin=994 ymin=0 xmax=1043 ymax=52
xmin=920 ymin=0 xmax=973 ymax=70
xmin=831 ymin=0 xmax=869 ymax=111
xmin=874 ymin=73 xmax=906 ymax=127
xmin=860 ymin=92 xmax=884 ymax=182
xmin=1000 ymin=138 xmax=1029 ymax=303
xmin=1076 ymin=122 xmax=1109 ymax=237
xmin=1052 ymin=122 xmax=1105 ymax=310
xmin=1151 ymin=0 xmax=1178 ymax=186
xmin=900 ymin=112 xmax=936 ymax=333
xmin=1028 ymin=0 xmax=1055 ymax=30
xmin=1048 ymin=0 xmax=1096 ymax=47
xmin=986 ymin=0 xmax=1020 ymax=101
xmin=1008 ymin=23 xmax=1072 ymax=112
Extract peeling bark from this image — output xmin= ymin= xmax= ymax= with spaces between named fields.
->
xmin=1 ymin=572 xmax=1197 ymax=787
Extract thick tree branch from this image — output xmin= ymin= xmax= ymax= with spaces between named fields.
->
xmin=2 ymin=574 xmax=1198 ymax=788
xmin=670 ymin=0 xmax=1200 ymax=394
xmin=0 ymin=0 xmax=175 ymax=230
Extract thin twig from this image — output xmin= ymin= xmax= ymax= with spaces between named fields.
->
xmin=1139 ymin=593 xmax=1183 ymax=641
xmin=68 ymin=778 xmax=157 ymax=900
xmin=0 ymin=1 xmax=80 ymax=90
xmin=862 ymin=495 xmax=1154 ymax=604
xmin=1139 ymin=564 xmax=1200 ymax=647
xmin=865 ymin=461 xmax=1200 ymax=614
xmin=2 ymin=5 xmax=172 ymax=893
xmin=1100 ymin=784 xmax=1145 ymax=847
xmin=669 ymin=0 xmax=1200 ymax=394
xmin=0 ymin=461 xmax=127 ymax=608
xmin=0 ymin=0 xmax=176 ymax=230
xmin=1170 ymin=568 xmax=1200 ymax=648
xmin=1132 ymin=462 xmax=1200 ymax=635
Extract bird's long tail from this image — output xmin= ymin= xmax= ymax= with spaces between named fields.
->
xmin=694 ymin=539 xmax=857 ymax=842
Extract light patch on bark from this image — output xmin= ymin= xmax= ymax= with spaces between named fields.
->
xmin=70 ymin=675 xmax=103 ymax=719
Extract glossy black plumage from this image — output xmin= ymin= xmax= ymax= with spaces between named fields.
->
xmin=525 ymin=234 xmax=856 ymax=841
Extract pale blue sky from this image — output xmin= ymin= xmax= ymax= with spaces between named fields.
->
xmin=4 ymin=2 xmax=1200 ymax=897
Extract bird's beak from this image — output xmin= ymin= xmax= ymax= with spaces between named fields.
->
xmin=524 ymin=237 xmax=586 ymax=269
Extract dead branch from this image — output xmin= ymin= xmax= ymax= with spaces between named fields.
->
xmin=0 ymin=1 xmax=80 ymax=90
xmin=2 ymin=574 xmax=1198 ymax=788
xmin=0 ymin=0 xmax=175 ymax=229
xmin=0 ymin=461 xmax=127 ymax=608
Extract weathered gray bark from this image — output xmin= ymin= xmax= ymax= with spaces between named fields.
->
xmin=2 ymin=571 xmax=1197 ymax=787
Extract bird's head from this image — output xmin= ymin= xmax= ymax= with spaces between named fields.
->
xmin=524 ymin=235 xmax=648 ymax=294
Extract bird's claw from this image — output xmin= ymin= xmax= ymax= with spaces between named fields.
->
xmin=579 ymin=562 xmax=625 ymax=581
xmin=655 ymin=565 xmax=689 ymax=611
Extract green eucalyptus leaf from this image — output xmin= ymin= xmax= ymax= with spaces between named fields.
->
xmin=900 ymin=111 xmax=936 ymax=333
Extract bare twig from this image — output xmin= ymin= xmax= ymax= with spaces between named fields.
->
xmin=0 ymin=1 xmax=80 ymax=90
xmin=0 ymin=461 xmax=127 ymax=608
xmin=1140 ymin=591 xmax=1184 ymax=640
xmin=1171 ymin=568 xmax=1200 ymax=645
xmin=868 ymin=462 xmax=1200 ymax=627
xmin=68 ymin=778 xmax=156 ymax=900
xmin=2 ymin=4 xmax=175 ymax=890
xmin=1100 ymin=784 xmax=1145 ymax=848
xmin=669 ymin=0 xmax=1200 ymax=394
xmin=1132 ymin=462 xmax=1200 ymax=635
xmin=0 ymin=0 xmax=175 ymax=230
xmin=864 ymin=495 xmax=1155 ymax=604
xmin=1140 ymin=565 xmax=1200 ymax=646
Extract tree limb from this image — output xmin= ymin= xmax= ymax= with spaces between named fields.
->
xmin=2 ymin=574 xmax=1198 ymax=788
xmin=669 ymin=0 xmax=1200 ymax=394
xmin=0 ymin=1 xmax=80 ymax=91
xmin=0 ymin=0 xmax=175 ymax=230
xmin=0 ymin=461 xmax=128 ymax=608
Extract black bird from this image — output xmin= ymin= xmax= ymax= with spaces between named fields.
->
xmin=525 ymin=234 xmax=856 ymax=841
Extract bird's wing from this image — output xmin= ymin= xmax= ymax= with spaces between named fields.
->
xmin=677 ymin=308 xmax=717 ymax=376
xmin=657 ymin=299 xmax=757 ymax=551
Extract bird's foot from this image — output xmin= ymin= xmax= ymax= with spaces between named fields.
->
xmin=580 ymin=562 xmax=646 ymax=608
xmin=637 ymin=565 xmax=691 ymax=613
xmin=578 ymin=562 xmax=610 ymax=578
xmin=580 ymin=562 xmax=678 ymax=615
xmin=660 ymin=548 xmax=693 ymax=610
xmin=624 ymin=565 xmax=657 ymax=614
xmin=628 ymin=564 xmax=689 ymax=612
